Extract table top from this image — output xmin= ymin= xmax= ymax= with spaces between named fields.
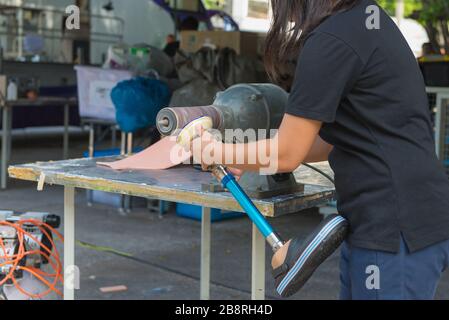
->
xmin=8 ymin=157 xmax=335 ymax=218
xmin=3 ymin=97 xmax=78 ymax=108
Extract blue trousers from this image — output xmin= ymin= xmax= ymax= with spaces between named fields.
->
xmin=340 ymin=235 xmax=449 ymax=300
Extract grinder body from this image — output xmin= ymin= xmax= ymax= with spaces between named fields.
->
xmin=157 ymin=83 xmax=289 ymax=142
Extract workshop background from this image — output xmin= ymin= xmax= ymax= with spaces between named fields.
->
xmin=0 ymin=0 xmax=448 ymax=300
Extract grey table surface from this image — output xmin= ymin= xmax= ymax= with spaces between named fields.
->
xmin=9 ymin=156 xmax=335 ymax=217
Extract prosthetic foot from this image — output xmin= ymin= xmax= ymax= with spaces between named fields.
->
xmin=272 ymin=214 xmax=348 ymax=298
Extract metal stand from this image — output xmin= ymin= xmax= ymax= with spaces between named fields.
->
xmin=251 ymin=224 xmax=266 ymax=300
xmin=200 ymin=207 xmax=211 ymax=300
xmin=63 ymin=103 xmax=70 ymax=159
xmin=64 ymin=186 xmax=76 ymax=300
xmin=1 ymin=105 xmax=11 ymax=189
xmin=120 ymin=132 xmax=133 ymax=214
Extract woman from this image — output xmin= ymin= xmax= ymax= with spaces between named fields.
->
xmin=191 ymin=0 xmax=449 ymax=300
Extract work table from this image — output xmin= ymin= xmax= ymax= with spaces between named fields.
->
xmin=9 ymin=157 xmax=336 ymax=300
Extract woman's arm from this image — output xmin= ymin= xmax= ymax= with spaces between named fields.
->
xmin=191 ymin=114 xmax=323 ymax=173
xmin=304 ymin=135 xmax=333 ymax=163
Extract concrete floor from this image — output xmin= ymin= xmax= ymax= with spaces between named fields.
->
xmin=2 ymin=134 xmax=449 ymax=300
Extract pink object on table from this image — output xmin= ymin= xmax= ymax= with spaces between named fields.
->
xmin=97 ymin=136 xmax=191 ymax=170
xmin=99 ymin=285 xmax=128 ymax=293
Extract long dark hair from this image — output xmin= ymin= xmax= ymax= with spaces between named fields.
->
xmin=264 ymin=0 xmax=359 ymax=89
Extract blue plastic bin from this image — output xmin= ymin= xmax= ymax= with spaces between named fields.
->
xmin=176 ymin=203 xmax=243 ymax=222
xmin=83 ymin=147 xmax=143 ymax=158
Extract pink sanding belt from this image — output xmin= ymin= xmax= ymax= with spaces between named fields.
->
xmin=97 ymin=136 xmax=191 ymax=171
xmin=164 ymin=105 xmax=222 ymax=131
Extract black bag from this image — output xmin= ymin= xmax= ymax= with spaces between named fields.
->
xmin=170 ymin=47 xmax=267 ymax=107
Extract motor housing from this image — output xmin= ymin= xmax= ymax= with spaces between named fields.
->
xmin=157 ymin=83 xmax=289 ymax=142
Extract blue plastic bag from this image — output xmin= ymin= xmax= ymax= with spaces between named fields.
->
xmin=111 ymin=77 xmax=171 ymax=133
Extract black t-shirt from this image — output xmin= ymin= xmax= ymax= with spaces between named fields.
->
xmin=286 ymin=0 xmax=449 ymax=253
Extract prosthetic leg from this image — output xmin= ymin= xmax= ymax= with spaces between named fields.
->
xmin=178 ymin=117 xmax=349 ymax=298
xmin=211 ymin=165 xmax=348 ymax=297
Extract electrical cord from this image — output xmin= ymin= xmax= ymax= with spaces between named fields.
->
xmin=301 ymin=163 xmax=335 ymax=185
xmin=0 ymin=219 xmax=63 ymax=299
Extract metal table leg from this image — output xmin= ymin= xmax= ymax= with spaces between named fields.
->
xmin=126 ymin=133 xmax=133 ymax=155
xmin=118 ymin=132 xmax=127 ymax=213
xmin=88 ymin=123 xmax=94 ymax=158
xmin=111 ymin=126 xmax=117 ymax=148
xmin=64 ymin=186 xmax=76 ymax=300
xmin=7 ymin=107 xmax=12 ymax=163
xmin=251 ymin=223 xmax=266 ymax=300
xmin=120 ymin=132 xmax=126 ymax=155
xmin=1 ymin=106 xmax=10 ymax=189
xmin=159 ymin=200 xmax=166 ymax=218
xmin=121 ymin=133 xmax=133 ymax=213
xmin=200 ymin=207 xmax=211 ymax=300
xmin=86 ymin=123 xmax=95 ymax=207
xmin=63 ymin=103 xmax=69 ymax=159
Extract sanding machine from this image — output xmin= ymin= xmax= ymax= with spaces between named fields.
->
xmin=156 ymin=84 xmax=349 ymax=298
xmin=157 ymin=84 xmax=303 ymax=199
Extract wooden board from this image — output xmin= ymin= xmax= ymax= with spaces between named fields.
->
xmin=8 ymin=157 xmax=335 ymax=218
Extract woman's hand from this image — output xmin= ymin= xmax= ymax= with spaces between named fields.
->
xmin=189 ymin=127 xmax=245 ymax=180
xmin=190 ymin=127 xmax=222 ymax=171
